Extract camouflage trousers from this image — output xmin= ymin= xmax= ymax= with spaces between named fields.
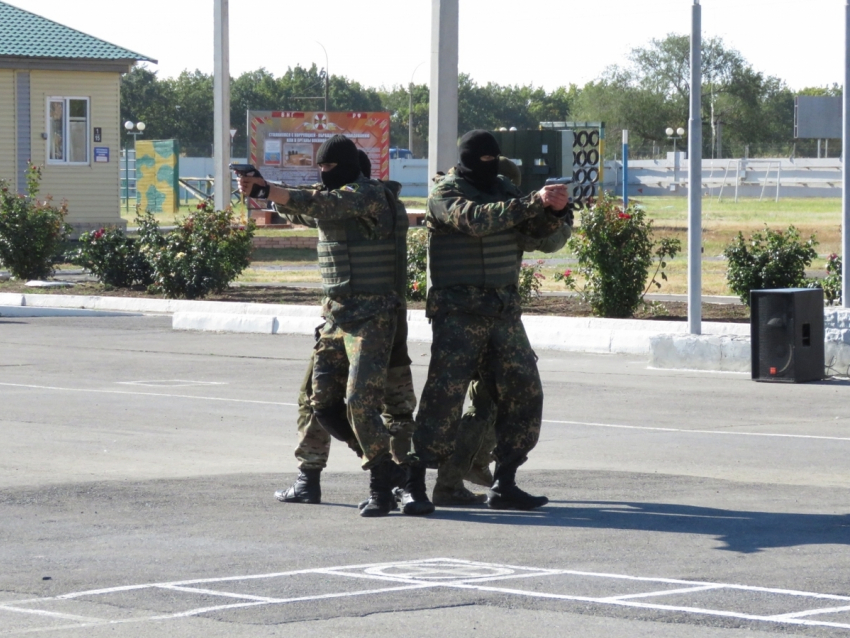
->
xmin=413 ymin=310 xmax=543 ymax=468
xmin=295 ymin=310 xmax=416 ymax=470
xmin=309 ymin=311 xmax=405 ymax=469
xmin=434 ymin=377 xmax=498 ymax=489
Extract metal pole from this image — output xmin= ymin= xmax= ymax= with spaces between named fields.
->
xmin=213 ymin=0 xmax=231 ymax=211
xmin=841 ymin=0 xmax=850 ymax=308
xmin=688 ymin=0 xmax=703 ymax=334
xmin=409 ymin=86 xmax=414 ymax=155
xmin=428 ymin=0 xmax=459 ymax=177
xmin=622 ymin=130 xmax=629 ymax=208
xmin=673 ymin=138 xmax=679 ymax=183
xmin=124 ymin=145 xmax=128 ymax=213
xmin=316 ymin=42 xmax=329 ymax=111
xmin=409 ymin=61 xmax=425 ymax=156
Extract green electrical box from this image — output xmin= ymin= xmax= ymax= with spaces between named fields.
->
xmin=492 ymin=123 xmax=605 ymax=206
xmin=490 ymin=129 xmax=572 ymax=194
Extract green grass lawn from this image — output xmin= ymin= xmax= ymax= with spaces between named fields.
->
xmin=112 ymin=196 xmax=842 ymax=297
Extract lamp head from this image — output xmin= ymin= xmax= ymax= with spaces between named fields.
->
xmin=136 ymin=122 xmax=146 ymax=132
xmin=124 ymin=121 xmax=133 ymax=131
xmin=665 ymin=127 xmax=674 ymax=136
xmin=676 ymin=127 xmax=685 ymax=136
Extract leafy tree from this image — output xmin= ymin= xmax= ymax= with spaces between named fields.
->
xmin=120 ymin=66 xmax=178 ymax=146
xmin=572 ymin=34 xmax=799 ymax=158
xmin=169 ymin=70 xmax=215 ymax=156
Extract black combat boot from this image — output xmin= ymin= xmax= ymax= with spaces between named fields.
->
xmin=360 ymin=458 xmax=398 ymax=517
xmin=275 ymin=469 xmax=322 ymax=504
xmin=487 ymin=457 xmax=548 ymax=510
xmin=358 ymin=461 xmax=406 ymax=510
xmin=399 ymin=463 xmax=435 ymax=516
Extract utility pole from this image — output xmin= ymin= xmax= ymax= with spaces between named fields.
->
xmin=428 ymin=0 xmax=458 ymax=176
xmin=213 ymin=0 xmax=231 ymax=211
xmin=688 ymin=0 xmax=703 ymax=334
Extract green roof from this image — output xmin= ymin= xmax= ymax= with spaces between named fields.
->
xmin=0 ymin=1 xmax=155 ymax=62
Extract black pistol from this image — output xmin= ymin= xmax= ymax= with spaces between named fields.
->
xmin=544 ymin=177 xmax=573 ymax=186
xmin=230 ymin=163 xmax=269 ymax=199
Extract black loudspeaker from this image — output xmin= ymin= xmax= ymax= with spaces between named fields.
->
xmin=750 ymin=288 xmax=824 ymax=382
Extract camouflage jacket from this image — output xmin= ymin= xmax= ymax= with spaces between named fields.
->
xmin=425 ymin=172 xmax=566 ymax=318
xmin=273 ymin=176 xmax=401 ymax=323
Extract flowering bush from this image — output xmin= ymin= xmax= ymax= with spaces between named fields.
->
xmin=406 ymin=228 xmax=428 ymax=301
xmin=552 ymin=268 xmax=576 ymax=288
xmin=559 ymin=191 xmax=680 ymax=317
xmin=723 ymin=225 xmax=818 ymax=306
xmin=0 ymin=163 xmax=70 ymax=280
xmin=139 ymin=201 xmax=255 ymax=299
xmin=518 ymin=259 xmax=546 ymax=303
xmin=812 ymin=252 xmax=843 ymax=306
xmin=67 ymin=225 xmax=152 ymax=288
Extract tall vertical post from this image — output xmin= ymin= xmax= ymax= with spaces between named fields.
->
xmin=213 ymin=0 xmax=231 ymax=211
xmin=428 ymin=0 xmax=459 ymax=178
xmin=622 ymin=130 xmax=629 ymax=208
xmin=843 ymin=0 xmax=850 ymax=308
xmin=124 ymin=146 xmax=129 ymax=212
xmin=688 ymin=0 xmax=703 ymax=334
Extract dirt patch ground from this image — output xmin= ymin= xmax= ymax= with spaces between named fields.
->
xmin=0 ymin=281 xmax=751 ymax=323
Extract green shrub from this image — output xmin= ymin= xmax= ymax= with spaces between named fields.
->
xmin=406 ymin=228 xmax=427 ymax=301
xmin=555 ymin=191 xmax=680 ymax=317
xmin=67 ymin=226 xmax=153 ymax=288
xmin=138 ymin=202 xmax=255 ymax=299
xmin=809 ymin=252 xmax=843 ymax=306
xmin=518 ymin=259 xmax=545 ymax=303
xmin=723 ymin=225 xmax=818 ymax=305
xmin=0 ymin=164 xmax=70 ymax=280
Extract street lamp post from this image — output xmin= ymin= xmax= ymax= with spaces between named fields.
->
xmin=316 ymin=41 xmax=329 ymax=111
xmin=123 ymin=120 xmax=145 ymax=212
xmin=409 ymin=61 xmax=425 ymax=156
xmin=666 ymin=126 xmax=685 ymax=185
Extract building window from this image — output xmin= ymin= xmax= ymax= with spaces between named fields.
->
xmin=47 ymin=97 xmax=89 ymax=164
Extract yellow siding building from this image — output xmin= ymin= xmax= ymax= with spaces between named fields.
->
xmin=0 ymin=1 xmax=154 ymax=234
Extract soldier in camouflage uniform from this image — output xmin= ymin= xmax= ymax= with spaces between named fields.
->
xmin=273 ymin=151 xmax=416 ymax=508
xmin=239 ymin=135 xmax=424 ymax=517
xmin=406 ymin=130 xmax=569 ymax=512
xmin=432 ymin=156 xmax=573 ymax=507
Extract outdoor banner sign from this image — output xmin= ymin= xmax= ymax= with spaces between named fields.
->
xmin=135 ymin=139 xmax=180 ymax=213
xmin=246 ymin=111 xmax=391 ymax=201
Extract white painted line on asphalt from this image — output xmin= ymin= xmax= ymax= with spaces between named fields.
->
xmin=0 ymin=605 xmax=102 ymax=623
xmin=601 ymin=584 xmax=726 ymax=601
xmin=116 ymin=380 xmax=228 ymax=387
xmin=2 ymin=380 xmax=845 ymax=443
xmin=543 ymin=419 xmax=850 ymax=442
xmin=770 ymin=604 xmax=850 ymax=619
xmin=5 ymin=558 xmax=850 ymax=634
xmin=0 ymin=382 xmax=296 ymax=408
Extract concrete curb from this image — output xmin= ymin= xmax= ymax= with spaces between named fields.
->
xmin=5 ymin=292 xmax=849 ymax=374
xmin=649 ymin=334 xmax=752 ymax=373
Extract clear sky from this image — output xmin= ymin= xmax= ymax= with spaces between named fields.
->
xmin=6 ymin=0 xmax=846 ymax=92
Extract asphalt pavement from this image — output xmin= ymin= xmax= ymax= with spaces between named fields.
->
xmin=1 ymin=315 xmax=849 ymax=637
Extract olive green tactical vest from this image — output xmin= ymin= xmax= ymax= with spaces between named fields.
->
xmin=316 ymin=180 xmax=400 ymax=297
xmin=428 ymin=175 xmax=522 ymax=289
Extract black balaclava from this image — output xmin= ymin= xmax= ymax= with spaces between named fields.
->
xmin=316 ymin=135 xmax=361 ymax=190
xmin=455 ymin=129 xmax=501 ymax=192
xmin=357 ymin=149 xmax=372 ymax=179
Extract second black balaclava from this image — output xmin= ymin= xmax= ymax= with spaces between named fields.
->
xmin=455 ymin=129 xmax=501 ymax=192
xmin=316 ymin=135 xmax=361 ymax=190
xmin=357 ymin=150 xmax=372 ymax=179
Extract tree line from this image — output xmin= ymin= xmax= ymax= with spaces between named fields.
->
xmin=120 ymin=34 xmax=841 ymax=160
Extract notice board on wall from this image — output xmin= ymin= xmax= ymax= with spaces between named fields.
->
xmin=246 ymin=111 xmax=391 ymax=197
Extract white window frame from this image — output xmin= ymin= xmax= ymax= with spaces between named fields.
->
xmin=46 ymin=96 xmax=90 ymax=165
